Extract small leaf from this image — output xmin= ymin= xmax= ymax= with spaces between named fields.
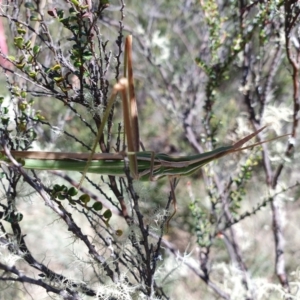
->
xmin=25 ymin=2 xmax=36 ymax=10
xmin=60 ymin=86 xmax=72 ymax=92
xmin=30 ymin=13 xmax=41 ymax=21
xmin=69 ymin=7 xmax=76 ymax=14
xmin=4 ymin=212 xmax=23 ymax=223
xmin=100 ymin=0 xmax=110 ymax=5
xmin=70 ymin=0 xmax=80 ymax=7
xmin=60 ymin=17 xmax=70 ymax=26
xmin=1 ymin=117 xmax=9 ymax=125
xmin=53 ymin=184 xmax=64 ymax=192
xmin=12 ymin=86 xmax=21 ymax=96
xmin=103 ymin=209 xmax=112 ymax=219
xmin=16 ymin=212 xmax=23 ymax=222
xmin=17 ymin=27 xmax=27 ymax=35
xmin=51 ymin=64 xmax=61 ymax=71
xmin=58 ymin=194 xmax=66 ymax=200
xmin=83 ymin=52 xmax=93 ymax=61
xmin=16 ymin=62 xmax=26 ymax=69
xmin=29 ymin=71 xmax=37 ymax=79
xmin=67 ymin=187 xmax=78 ymax=197
xmin=27 ymin=128 xmax=37 ymax=140
xmin=79 ymin=194 xmax=90 ymax=204
xmin=54 ymin=76 xmax=64 ymax=83
xmin=18 ymin=101 xmax=28 ymax=111
xmin=92 ymin=202 xmax=102 ymax=211
xmin=33 ymin=45 xmax=40 ymax=55
xmin=25 ymin=40 xmax=31 ymax=49
xmin=57 ymin=9 xmax=64 ymax=19
xmin=74 ymin=61 xmax=82 ymax=68
xmin=14 ymin=36 xmax=24 ymax=49
xmin=70 ymin=25 xmax=79 ymax=33
xmin=7 ymin=56 xmax=16 ymax=62
xmin=99 ymin=0 xmax=110 ymax=10
xmin=68 ymin=199 xmax=76 ymax=206
xmin=35 ymin=111 xmax=45 ymax=120
xmin=115 ymin=229 xmax=123 ymax=236
xmin=17 ymin=122 xmax=27 ymax=132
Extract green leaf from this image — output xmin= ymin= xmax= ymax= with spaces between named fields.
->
xmin=29 ymin=71 xmax=37 ymax=79
xmin=67 ymin=187 xmax=78 ymax=197
xmin=18 ymin=101 xmax=28 ymax=111
xmin=80 ymin=4 xmax=89 ymax=9
xmin=30 ymin=13 xmax=41 ymax=21
xmin=35 ymin=111 xmax=45 ymax=121
xmin=15 ymin=212 xmax=23 ymax=222
xmin=7 ymin=56 xmax=16 ymax=62
xmin=69 ymin=25 xmax=79 ymax=34
xmin=54 ymin=76 xmax=64 ymax=83
xmin=92 ymin=202 xmax=103 ymax=211
xmin=74 ymin=61 xmax=82 ymax=68
xmin=70 ymin=0 xmax=80 ymax=7
xmin=27 ymin=128 xmax=37 ymax=140
xmin=58 ymin=194 xmax=66 ymax=200
xmin=69 ymin=7 xmax=76 ymax=14
xmin=79 ymin=194 xmax=90 ymax=204
xmin=103 ymin=209 xmax=112 ymax=219
xmin=115 ymin=229 xmax=123 ymax=236
xmin=33 ymin=45 xmax=40 ymax=55
xmin=25 ymin=40 xmax=31 ymax=50
xmin=4 ymin=212 xmax=23 ymax=223
xmin=53 ymin=184 xmax=65 ymax=192
xmin=99 ymin=0 xmax=110 ymax=10
xmin=25 ymin=2 xmax=36 ymax=10
xmin=17 ymin=27 xmax=27 ymax=35
xmin=12 ymin=86 xmax=21 ymax=96
xmin=16 ymin=62 xmax=26 ymax=70
xmin=60 ymin=17 xmax=70 ymax=26
xmin=27 ymin=55 xmax=33 ymax=63
xmin=17 ymin=122 xmax=27 ymax=132
xmin=57 ymin=9 xmax=64 ymax=19
xmin=68 ymin=199 xmax=77 ymax=206
xmin=83 ymin=51 xmax=93 ymax=61
xmin=51 ymin=64 xmax=61 ymax=71
xmin=14 ymin=36 xmax=24 ymax=49
xmin=1 ymin=117 xmax=9 ymax=125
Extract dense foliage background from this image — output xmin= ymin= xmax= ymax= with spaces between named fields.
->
xmin=0 ymin=0 xmax=299 ymax=299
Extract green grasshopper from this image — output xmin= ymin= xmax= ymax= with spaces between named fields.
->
xmin=1 ymin=126 xmax=273 ymax=180
xmin=0 ymin=36 xmax=286 ymax=225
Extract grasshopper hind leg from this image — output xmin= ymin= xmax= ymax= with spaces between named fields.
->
xmin=166 ymin=176 xmax=180 ymax=231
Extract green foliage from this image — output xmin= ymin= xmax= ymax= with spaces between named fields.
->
xmin=52 ymin=184 xmax=106 ymax=215
xmin=189 ymin=200 xmax=212 ymax=247
xmin=3 ymin=211 xmax=23 ymax=223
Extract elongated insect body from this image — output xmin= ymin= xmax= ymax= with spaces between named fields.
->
xmin=1 ymin=126 xmax=283 ymax=181
xmin=10 ymin=149 xmax=233 ymax=179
